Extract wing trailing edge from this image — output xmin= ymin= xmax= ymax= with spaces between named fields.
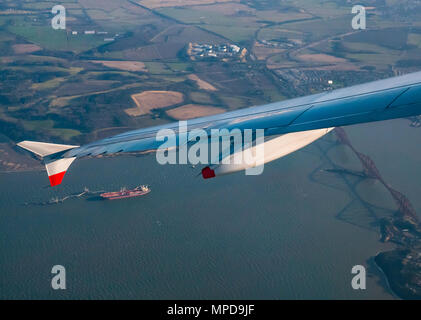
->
xmin=16 ymin=72 xmax=421 ymax=185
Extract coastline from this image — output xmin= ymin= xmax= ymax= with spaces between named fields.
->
xmin=370 ymin=252 xmax=401 ymax=300
xmin=374 ymin=249 xmax=421 ymax=300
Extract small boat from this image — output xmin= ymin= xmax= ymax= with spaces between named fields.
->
xmin=100 ymin=185 xmax=150 ymax=200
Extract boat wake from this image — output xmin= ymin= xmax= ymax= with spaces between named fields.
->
xmin=26 ymin=187 xmax=106 ymax=206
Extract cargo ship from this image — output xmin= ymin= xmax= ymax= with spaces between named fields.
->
xmin=100 ymin=185 xmax=150 ymax=200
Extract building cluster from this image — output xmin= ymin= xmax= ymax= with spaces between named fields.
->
xmin=188 ymin=43 xmax=243 ymax=60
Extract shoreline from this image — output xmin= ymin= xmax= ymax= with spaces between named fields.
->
xmin=373 ymin=249 xmax=421 ymax=300
xmin=370 ymin=252 xmax=401 ymax=300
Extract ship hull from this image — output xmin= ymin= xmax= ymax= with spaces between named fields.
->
xmin=100 ymin=189 xmax=150 ymax=200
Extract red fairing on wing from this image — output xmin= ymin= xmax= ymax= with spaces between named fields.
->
xmin=202 ymin=167 xmax=216 ymax=179
xmin=48 ymin=171 xmax=67 ymax=187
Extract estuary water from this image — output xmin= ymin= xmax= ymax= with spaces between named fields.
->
xmin=1 ymin=118 xmax=420 ymax=299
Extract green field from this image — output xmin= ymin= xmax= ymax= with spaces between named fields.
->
xmin=6 ymin=16 xmax=105 ymax=53
xmin=166 ymin=62 xmax=192 ymax=73
xmin=201 ymin=25 xmax=259 ymax=43
xmin=0 ymin=0 xmax=420 ymax=146
xmin=158 ymin=6 xmax=261 ymax=43
xmin=282 ymin=17 xmax=353 ymax=41
xmin=144 ymin=62 xmax=174 ymax=74
xmin=21 ymin=119 xmax=81 ymax=141
xmin=31 ymin=77 xmax=67 ymax=90
xmin=290 ymin=0 xmax=349 ymax=18
xmin=190 ymin=91 xmax=214 ymax=104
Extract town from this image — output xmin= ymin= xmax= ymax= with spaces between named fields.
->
xmin=188 ymin=42 xmax=246 ymax=61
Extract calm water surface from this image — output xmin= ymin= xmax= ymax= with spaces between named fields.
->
xmin=1 ymin=119 xmax=420 ymax=299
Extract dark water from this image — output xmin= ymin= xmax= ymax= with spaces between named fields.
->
xmin=1 ymin=119 xmax=420 ymax=299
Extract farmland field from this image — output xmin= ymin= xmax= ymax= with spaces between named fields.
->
xmin=0 ymin=0 xmax=419 ymax=150
xmin=127 ymin=90 xmax=184 ymax=116
xmin=166 ymin=104 xmax=224 ymax=120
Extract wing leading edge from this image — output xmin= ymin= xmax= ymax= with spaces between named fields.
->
xmin=18 ymin=71 xmax=421 ymax=186
xmin=64 ymin=71 xmax=421 ymax=159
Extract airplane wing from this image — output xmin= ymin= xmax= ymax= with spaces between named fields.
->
xmin=18 ymin=71 xmax=421 ymax=186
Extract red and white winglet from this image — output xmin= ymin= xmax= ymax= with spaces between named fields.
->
xmin=17 ymin=141 xmax=79 ymax=187
xmin=44 ymin=157 xmax=77 ymax=187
